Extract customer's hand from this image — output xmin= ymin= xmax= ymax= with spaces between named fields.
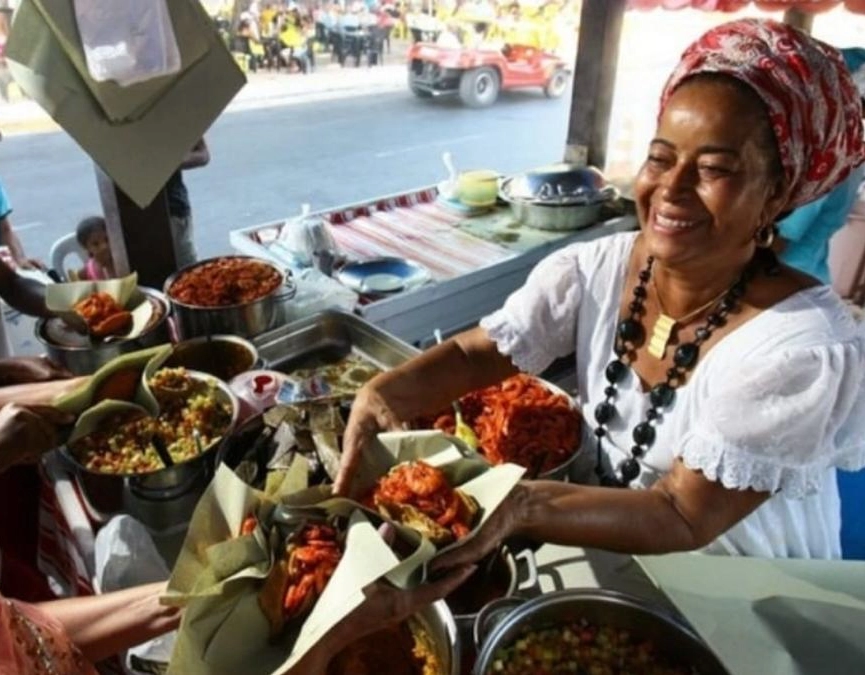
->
xmin=0 ymin=355 xmax=73 ymax=385
xmin=280 ymin=564 xmax=477 ymax=675
xmin=334 ymin=379 xmax=407 ymax=497
xmin=0 ymin=403 xmax=74 ymax=472
xmin=14 ymin=256 xmax=47 ymax=271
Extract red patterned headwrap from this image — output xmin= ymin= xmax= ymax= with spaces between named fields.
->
xmin=660 ymin=18 xmax=865 ymax=208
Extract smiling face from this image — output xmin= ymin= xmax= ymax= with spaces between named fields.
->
xmin=634 ymin=75 xmax=788 ymax=269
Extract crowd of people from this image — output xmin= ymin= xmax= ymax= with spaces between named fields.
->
xmin=218 ymin=0 xmax=578 ymax=73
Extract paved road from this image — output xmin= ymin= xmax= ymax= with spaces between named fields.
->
xmin=0 ymin=85 xmax=571 ymax=265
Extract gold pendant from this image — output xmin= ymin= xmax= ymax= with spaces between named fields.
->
xmin=648 ymin=314 xmax=676 ymax=359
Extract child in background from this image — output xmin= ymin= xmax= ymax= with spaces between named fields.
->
xmin=76 ymin=216 xmax=115 ymax=281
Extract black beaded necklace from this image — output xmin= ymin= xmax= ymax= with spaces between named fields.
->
xmin=594 ymin=253 xmax=769 ymax=488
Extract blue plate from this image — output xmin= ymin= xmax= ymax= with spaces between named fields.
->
xmin=336 ymin=257 xmax=431 ymax=295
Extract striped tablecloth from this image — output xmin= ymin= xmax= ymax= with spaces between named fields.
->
xmin=325 ymin=189 xmax=517 ymax=280
xmin=238 ymin=187 xmax=521 ymax=281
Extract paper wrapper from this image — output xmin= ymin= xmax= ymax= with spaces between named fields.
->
xmin=350 ymin=429 xmax=525 ymax=582
xmin=45 ymin=273 xmax=154 ymax=340
xmin=6 ymin=0 xmax=245 ymax=208
xmin=66 ymin=399 xmax=151 ymax=446
xmin=164 ymin=463 xmax=414 ymax=675
xmin=53 ymin=344 xmax=171 ymax=416
xmin=164 ymin=431 xmax=523 ymax=674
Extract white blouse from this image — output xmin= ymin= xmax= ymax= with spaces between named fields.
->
xmin=480 ymin=232 xmax=865 ymax=559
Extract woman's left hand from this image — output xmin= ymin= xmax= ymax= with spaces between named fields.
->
xmin=429 ymin=483 xmax=529 ymax=575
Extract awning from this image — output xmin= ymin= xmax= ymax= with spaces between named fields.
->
xmin=627 ymin=1 xmax=865 ymax=14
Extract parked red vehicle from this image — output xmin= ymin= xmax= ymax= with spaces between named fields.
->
xmin=407 ymin=42 xmax=570 ymax=107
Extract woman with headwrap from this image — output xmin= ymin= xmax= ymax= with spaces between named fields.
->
xmin=335 ymin=18 xmax=865 ymax=562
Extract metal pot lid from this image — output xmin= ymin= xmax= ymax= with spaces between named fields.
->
xmin=501 ymin=164 xmax=612 ymax=206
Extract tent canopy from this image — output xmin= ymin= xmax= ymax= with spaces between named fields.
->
xmin=627 ymin=1 xmax=865 ymax=14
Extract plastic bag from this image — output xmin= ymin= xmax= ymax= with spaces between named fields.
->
xmin=73 ymin=0 xmax=181 ymax=87
xmin=282 ymin=268 xmax=358 ymax=322
xmin=94 ymin=515 xmax=176 ymax=673
xmin=279 ymin=204 xmax=342 ymax=274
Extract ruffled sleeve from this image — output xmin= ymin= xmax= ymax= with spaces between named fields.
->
xmin=677 ymin=335 xmax=865 ymax=499
xmin=479 ymin=246 xmax=582 ymax=375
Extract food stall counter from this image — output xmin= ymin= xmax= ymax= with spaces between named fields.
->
xmin=230 ymin=185 xmax=638 ymax=346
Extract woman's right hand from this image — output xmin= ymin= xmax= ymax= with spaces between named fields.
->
xmin=0 ymin=403 xmax=74 ymax=472
xmin=334 ymin=378 xmax=406 ymax=496
xmin=335 ymin=327 xmax=516 ymax=497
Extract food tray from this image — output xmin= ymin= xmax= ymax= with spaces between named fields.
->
xmin=254 ymin=309 xmax=420 ymax=374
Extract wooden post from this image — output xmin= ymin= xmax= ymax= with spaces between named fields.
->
xmin=95 ymin=166 xmax=179 ymax=289
xmin=564 ymin=0 xmax=626 ymax=169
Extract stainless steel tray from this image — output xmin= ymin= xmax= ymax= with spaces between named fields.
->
xmin=253 ymin=309 xmax=420 ymax=373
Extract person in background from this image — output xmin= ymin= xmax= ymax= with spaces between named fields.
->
xmin=0 ymin=177 xmax=44 ymax=271
xmin=75 ymin=216 xmax=115 ymax=281
xmin=279 ymin=9 xmax=312 ymax=73
xmin=235 ymin=15 xmax=263 ymax=72
xmin=166 ymin=138 xmax=209 ymax=270
xmin=260 ymin=2 xmax=278 ymax=38
xmin=776 ymin=47 xmax=865 ymax=284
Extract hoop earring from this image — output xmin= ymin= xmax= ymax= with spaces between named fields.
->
xmin=754 ymin=224 xmax=776 ymax=249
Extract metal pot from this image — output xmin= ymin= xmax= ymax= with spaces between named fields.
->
xmin=415 ymin=600 xmax=461 ymax=675
xmin=35 ymin=288 xmax=172 ymax=375
xmin=161 ymin=334 xmax=261 ymax=381
xmin=447 ymin=547 xmax=537 ymax=637
xmin=60 ymin=372 xmax=240 ymax=532
xmin=164 ymin=256 xmax=297 ymax=340
xmin=503 ymin=199 xmax=608 ymax=231
xmin=500 ymin=163 xmax=619 ymax=231
xmin=472 ymin=589 xmax=729 ymax=675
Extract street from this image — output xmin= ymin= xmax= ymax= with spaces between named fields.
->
xmin=0 ymin=84 xmax=571 ymax=265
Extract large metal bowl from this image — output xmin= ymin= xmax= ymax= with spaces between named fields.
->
xmin=164 ymin=256 xmax=297 ymax=340
xmin=60 ymin=371 xmax=240 ymax=531
xmin=473 ymin=589 xmax=729 ymax=675
xmin=420 ymin=375 xmax=581 ymax=481
xmin=35 ymin=287 xmax=171 ymax=375
xmin=536 ymin=377 xmax=582 ymax=481
xmin=500 ymin=163 xmax=618 ymax=231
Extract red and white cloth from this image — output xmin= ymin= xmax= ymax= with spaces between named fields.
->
xmin=660 ymin=18 xmax=865 ymax=208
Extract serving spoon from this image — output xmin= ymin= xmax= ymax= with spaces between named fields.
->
xmin=150 ymin=434 xmax=174 ymax=468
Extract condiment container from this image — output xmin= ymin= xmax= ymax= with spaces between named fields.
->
xmin=229 ymin=369 xmax=289 ymax=420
